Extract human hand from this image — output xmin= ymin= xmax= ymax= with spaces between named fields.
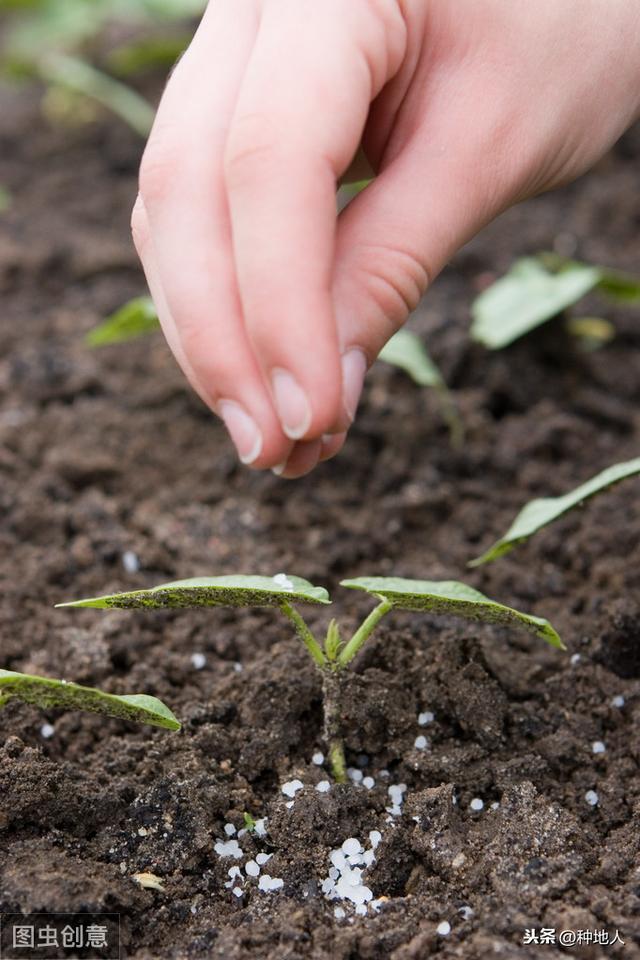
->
xmin=132 ymin=0 xmax=640 ymax=477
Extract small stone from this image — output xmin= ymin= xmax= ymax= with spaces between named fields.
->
xmin=40 ymin=723 xmax=55 ymax=739
xmin=285 ymin=800 xmax=294 ymax=810
xmin=334 ymin=906 xmax=346 ymax=919
xmin=570 ymin=653 xmax=582 ymax=666
xmin=132 ymin=872 xmax=164 ymax=891
xmin=436 ymin=920 xmax=451 ymax=937
xmin=191 ymin=652 xmax=206 ymax=670
xmin=585 ymin=790 xmax=599 ymax=806
xmin=490 ymin=801 xmax=500 ymax=810
xmin=137 ymin=827 xmax=148 ymax=837
xmin=233 ymin=662 xmax=243 ymax=673
xmin=611 ymin=694 xmax=625 ymax=708
xmin=316 ymin=780 xmax=331 ymax=793
xmin=312 ymin=751 xmax=324 ymax=765
xmin=418 ymin=711 xmax=434 ymax=726
xmin=459 ymin=905 xmax=474 ymax=921
xmin=452 ymin=852 xmax=466 ymax=869
xmin=282 ymin=779 xmax=304 ymax=798
xmin=592 ymin=741 xmax=606 ymax=754
xmin=414 ymin=735 xmax=428 ymax=750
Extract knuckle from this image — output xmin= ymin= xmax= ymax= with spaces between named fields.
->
xmin=354 ymin=243 xmax=429 ymax=327
xmin=223 ymin=113 xmax=278 ymax=188
xmin=138 ymin=131 xmax=181 ymax=206
xmin=130 ymin=198 xmax=150 ymax=257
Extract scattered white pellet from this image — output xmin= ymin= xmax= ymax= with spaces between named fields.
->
xmin=585 ymin=790 xmax=599 ymax=807
xmin=40 ymin=723 xmax=55 ymax=739
xmin=570 ymin=653 xmax=582 ymax=666
xmin=363 ymin=849 xmax=375 ymax=867
xmin=258 ymin=875 xmax=284 ymax=892
xmin=312 ymin=751 xmax=324 ymax=766
xmin=245 ymin=860 xmax=260 ymax=877
xmin=341 ymin=838 xmax=362 ymax=857
xmin=256 ymin=853 xmax=272 ymax=866
xmin=469 ymin=798 xmax=484 ymax=812
xmin=362 ymin=777 xmax=375 ymax=790
xmin=379 ymin=769 xmax=390 ymax=779
xmin=224 ymin=823 xmax=236 ymax=836
xmin=355 ymin=904 xmax=368 ymax=916
xmin=232 ymin=886 xmax=243 ymax=898
xmin=282 ymin=779 xmax=304 ymax=798
xmin=285 ymin=801 xmax=294 ymax=810
xmin=611 ymin=695 xmax=625 ymax=708
xmin=348 ymin=767 xmax=363 ymax=783
xmin=418 ymin=711 xmax=435 ymax=726
xmin=437 ymin=920 xmax=451 ymax=936
xmin=592 ymin=741 xmax=606 ymax=754
xmin=191 ymin=652 xmax=206 ymax=670
xmin=334 ymin=906 xmax=346 ymax=920
xmin=414 ymin=735 xmax=428 ymax=750
xmin=254 ymin=818 xmax=267 ymax=838
xmin=490 ymin=801 xmax=500 ymax=811
xmin=316 ymin=780 xmax=331 ymax=793
xmin=370 ymin=899 xmax=385 ymax=913
xmin=122 ymin=550 xmax=140 ymax=573
xmin=273 ymin=573 xmax=294 ymax=590
xmin=190 ymin=905 xmax=197 ymax=915
xmin=233 ymin=662 xmax=243 ymax=673
xmin=459 ymin=906 xmax=474 ymax=921
xmin=386 ymin=783 xmax=407 ymax=817
xmin=369 ymin=831 xmax=382 ymax=849
xmin=214 ymin=839 xmax=243 ymax=858
xmin=224 ymin=866 xmax=243 ymax=889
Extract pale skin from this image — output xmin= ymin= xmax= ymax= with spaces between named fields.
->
xmin=132 ymin=0 xmax=640 ymax=478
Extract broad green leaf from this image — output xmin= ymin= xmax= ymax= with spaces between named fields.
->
xmin=86 ymin=296 xmax=160 ymax=346
xmin=378 ymin=329 xmax=445 ymax=388
xmin=471 ymin=257 xmax=601 ymax=349
xmin=0 ymin=669 xmax=180 ymax=730
xmin=470 ymin=457 xmax=640 ymax=567
xmin=340 ymin=577 xmax=564 ymax=649
xmin=58 ymin=574 xmax=331 ymax=609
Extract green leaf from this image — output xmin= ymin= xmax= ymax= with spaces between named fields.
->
xmin=57 ymin=574 xmax=331 ymax=609
xmin=470 ymin=457 xmax=640 ymax=567
xmin=340 ymin=577 xmax=564 ymax=649
xmin=86 ymin=296 xmax=160 ymax=346
xmin=378 ymin=329 xmax=445 ymax=388
xmin=0 ymin=669 xmax=180 ymax=730
xmin=471 ymin=257 xmax=602 ymax=349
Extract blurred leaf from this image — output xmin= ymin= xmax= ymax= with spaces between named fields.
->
xmin=341 ymin=576 xmax=564 ymax=649
xmin=471 ymin=257 xmax=601 ymax=349
xmin=58 ymin=574 xmax=331 ymax=609
xmin=378 ymin=329 xmax=444 ymax=388
xmin=87 ymin=296 xmax=160 ymax=346
xmin=470 ymin=457 xmax=640 ymax=567
xmin=565 ymin=315 xmax=615 ymax=350
xmin=107 ymin=34 xmax=189 ymax=76
xmin=0 ymin=669 xmax=180 ymax=729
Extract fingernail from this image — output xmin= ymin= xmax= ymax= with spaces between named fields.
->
xmin=218 ymin=399 xmax=262 ymax=465
xmin=271 ymin=368 xmax=312 ymax=439
xmin=271 ymin=461 xmax=287 ymax=476
xmin=341 ymin=348 xmax=367 ymax=422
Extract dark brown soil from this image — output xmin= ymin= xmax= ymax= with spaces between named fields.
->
xmin=1 ymin=80 xmax=640 ymax=959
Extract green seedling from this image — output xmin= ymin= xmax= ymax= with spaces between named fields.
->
xmin=58 ymin=574 xmax=563 ymax=781
xmin=86 ymin=296 xmax=159 ymax=347
xmin=471 ymin=456 xmax=640 ymax=566
xmin=378 ymin=328 xmax=463 ymax=445
xmin=0 ymin=668 xmax=179 ymax=729
xmin=471 ymin=253 xmax=640 ymax=350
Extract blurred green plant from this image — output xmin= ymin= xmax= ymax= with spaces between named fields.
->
xmin=0 ymin=0 xmax=204 ymax=134
xmin=471 ymin=253 xmax=640 ymax=350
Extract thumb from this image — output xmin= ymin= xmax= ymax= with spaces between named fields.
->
xmin=332 ymin=124 xmax=512 ymax=390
